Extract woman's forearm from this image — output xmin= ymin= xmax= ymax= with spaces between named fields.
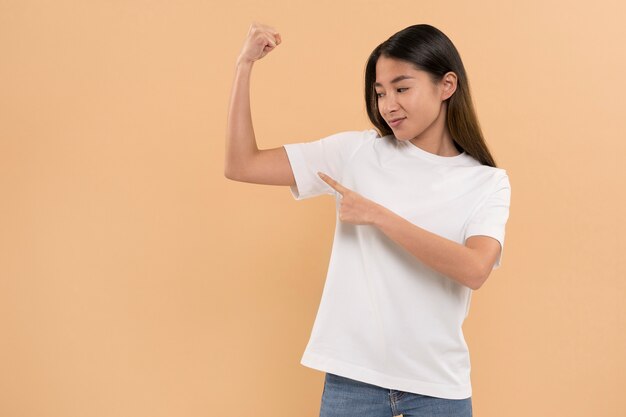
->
xmin=317 ymin=172 xmax=483 ymax=290
xmin=372 ymin=206 xmax=482 ymax=290
xmin=224 ymin=58 xmax=259 ymax=179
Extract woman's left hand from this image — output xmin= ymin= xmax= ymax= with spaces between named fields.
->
xmin=317 ymin=172 xmax=384 ymax=225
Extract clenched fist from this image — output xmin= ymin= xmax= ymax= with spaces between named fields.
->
xmin=237 ymin=22 xmax=282 ymax=65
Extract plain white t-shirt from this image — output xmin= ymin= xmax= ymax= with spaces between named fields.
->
xmin=283 ymin=129 xmax=511 ymax=399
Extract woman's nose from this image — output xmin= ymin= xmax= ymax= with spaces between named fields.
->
xmin=382 ymin=94 xmax=400 ymax=115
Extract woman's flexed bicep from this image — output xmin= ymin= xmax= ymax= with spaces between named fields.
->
xmin=225 ymin=146 xmax=296 ymax=186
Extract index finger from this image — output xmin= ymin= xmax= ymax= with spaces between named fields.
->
xmin=318 ymin=172 xmax=348 ymax=195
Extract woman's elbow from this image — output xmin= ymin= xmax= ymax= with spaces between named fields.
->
xmin=224 ymin=160 xmax=245 ymax=182
xmin=470 ymin=267 xmax=491 ymax=290
xmin=224 ymin=166 xmax=237 ymax=180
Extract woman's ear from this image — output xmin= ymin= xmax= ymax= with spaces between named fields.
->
xmin=441 ymin=72 xmax=458 ymax=101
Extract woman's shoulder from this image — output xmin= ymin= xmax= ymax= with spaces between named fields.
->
xmin=463 ymin=153 xmax=508 ymax=174
xmin=465 ymin=162 xmax=510 ymax=192
xmin=320 ymin=128 xmax=380 ymax=146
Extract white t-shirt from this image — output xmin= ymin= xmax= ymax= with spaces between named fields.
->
xmin=283 ymin=129 xmax=511 ymax=399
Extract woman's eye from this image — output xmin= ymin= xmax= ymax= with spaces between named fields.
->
xmin=376 ymin=88 xmax=407 ymax=98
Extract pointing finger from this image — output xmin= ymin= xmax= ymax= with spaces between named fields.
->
xmin=318 ymin=172 xmax=348 ymax=195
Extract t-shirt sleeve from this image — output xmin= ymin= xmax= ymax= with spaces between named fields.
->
xmin=282 ymin=129 xmax=375 ymax=200
xmin=464 ymin=171 xmax=511 ymax=269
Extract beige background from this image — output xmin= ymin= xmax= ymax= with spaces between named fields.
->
xmin=1 ymin=0 xmax=625 ymax=416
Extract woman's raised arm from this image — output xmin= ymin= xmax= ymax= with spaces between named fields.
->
xmin=224 ymin=22 xmax=295 ymax=186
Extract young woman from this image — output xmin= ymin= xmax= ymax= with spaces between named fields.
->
xmin=225 ymin=21 xmax=511 ymax=417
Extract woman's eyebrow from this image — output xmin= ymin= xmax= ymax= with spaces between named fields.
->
xmin=374 ymin=75 xmax=415 ymax=87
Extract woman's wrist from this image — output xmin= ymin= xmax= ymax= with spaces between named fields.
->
xmin=235 ymin=56 xmax=255 ymax=69
xmin=369 ymin=203 xmax=391 ymax=227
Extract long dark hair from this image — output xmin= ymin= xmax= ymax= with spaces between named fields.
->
xmin=365 ymin=24 xmax=498 ymax=167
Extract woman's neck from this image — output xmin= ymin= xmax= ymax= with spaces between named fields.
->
xmin=408 ymin=104 xmax=459 ymax=156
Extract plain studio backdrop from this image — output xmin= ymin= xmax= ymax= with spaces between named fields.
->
xmin=1 ymin=0 xmax=625 ymax=416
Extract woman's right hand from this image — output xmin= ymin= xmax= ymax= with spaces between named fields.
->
xmin=237 ymin=22 xmax=282 ymax=65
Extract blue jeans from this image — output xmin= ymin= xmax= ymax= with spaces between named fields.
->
xmin=319 ymin=373 xmax=472 ymax=417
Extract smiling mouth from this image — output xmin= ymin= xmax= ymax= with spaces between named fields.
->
xmin=388 ymin=118 xmax=406 ymax=127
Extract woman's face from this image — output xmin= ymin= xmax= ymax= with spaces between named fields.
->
xmin=374 ymin=56 xmax=448 ymax=142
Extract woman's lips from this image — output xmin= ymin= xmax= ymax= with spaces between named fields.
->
xmin=388 ymin=118 xmax=405 ymax=127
